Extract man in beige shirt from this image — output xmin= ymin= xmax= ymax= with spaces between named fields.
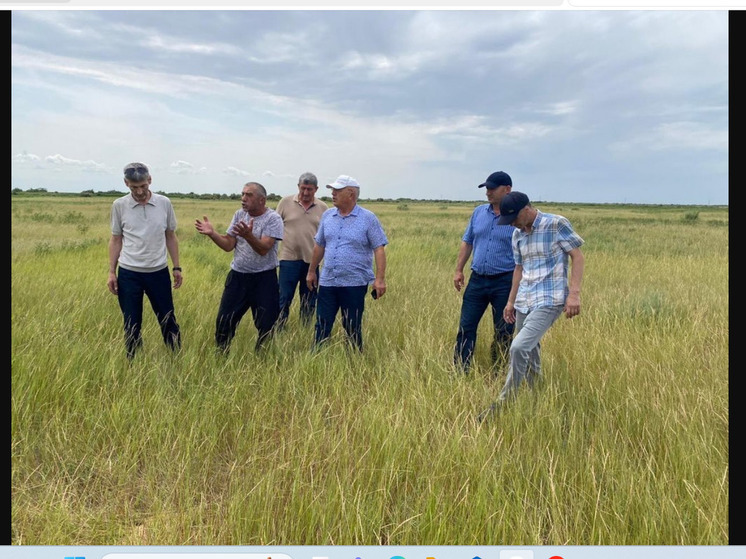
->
xmin=275 ymin=172 xmax=329 ymax=328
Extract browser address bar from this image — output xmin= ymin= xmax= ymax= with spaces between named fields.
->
xmin=103 ymin=555 xmax=293 ymax=559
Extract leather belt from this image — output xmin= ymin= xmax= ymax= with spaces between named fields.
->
xmin=472 ymin=271 xmax=512 ymax=279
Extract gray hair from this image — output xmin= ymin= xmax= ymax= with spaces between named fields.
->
xmin=245 ymin=181 xmax=267 ymax=199
xmin=123 ymin=162 xmax=150 ymax=182
xmin=298 ymin=172 xmax=318 ymax=186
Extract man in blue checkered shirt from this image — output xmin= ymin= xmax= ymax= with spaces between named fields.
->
xmin=479 ymin=191 xmax=585 ymax=422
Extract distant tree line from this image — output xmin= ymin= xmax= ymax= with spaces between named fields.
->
xmin=11 ymin=187 xmax=281 ymax=202
xmin=10 ymin=187 xmax=472 ymax=205
xmin=12 ymin=187 xmax=727 ymax=209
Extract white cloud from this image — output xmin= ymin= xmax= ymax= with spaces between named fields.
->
xmin=13 ymin=151 xmax=41 ymax=164
xmin=223 ymin=166 xmax=252 ymax=177
xmin=44 ymin=154 xmax=109 ymax=173
xmin=10 ymin=10 xmax=728 ymax=204
xmin=168 ymin=160 xmax=207 ymax=175
xmin=337 ymin=50 xmax=428 ymax=80
xmin=249 ymin=31 xmax=317 ymax=64
xmin=143 ymin=35 xmax=242 ymax=56
xmin=610 ymin=121 xmax=727 ymax=153
xmin=537 ymin=101 xmax=578 ymax=116
xmin=425 ymin=115 xmax=555 ymax=145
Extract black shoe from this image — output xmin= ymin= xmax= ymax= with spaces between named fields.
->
xmin=477 ymin=402 xmax=499 ymax=424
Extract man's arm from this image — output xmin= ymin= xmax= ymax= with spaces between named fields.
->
xmin=453 ymin=241 xmax=473 ymax=291
xmin=107 ymin=234 xmax=123 ymax=294
xmin=306 ymin=243 xmax=325 ymax=290
xmin=564 ymin=247 xmax=585 ymax=318
xmin=233 ymin=219 xmax=277 ymax=256
xmin=195 ymin=215 xmax=237 ymax=252
xmin=502 ymin=264 xmax=523 ymax=324
xmin=165 ymin=229 xmax=182 ymax=289
xmin=372 ymin=245 xmax=387 ymax=298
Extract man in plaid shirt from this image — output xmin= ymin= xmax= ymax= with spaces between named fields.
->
xmin=479 ymin=191 xmax=585 ymax=422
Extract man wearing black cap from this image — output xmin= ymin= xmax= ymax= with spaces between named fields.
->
xmin=478 ymin=191 xmax=585 ymax=422
xmin=453 ymin=171 xmax=516 ymax=372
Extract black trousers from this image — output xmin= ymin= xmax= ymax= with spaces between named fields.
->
xmin=215 ymin=268 xmax=279 ymax=352
xmin=117 ymin=266 xmax=180 ymax=359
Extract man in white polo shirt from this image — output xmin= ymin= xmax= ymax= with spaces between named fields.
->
xmin=107 ymin=162 xmax=182 ymax=360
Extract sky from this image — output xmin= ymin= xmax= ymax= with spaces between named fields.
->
xmin=11 ymin=9 xmax=728 ymax=204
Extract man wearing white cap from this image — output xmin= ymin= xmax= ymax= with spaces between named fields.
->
xmin=306 ymin=175 xmax=388 ymax=351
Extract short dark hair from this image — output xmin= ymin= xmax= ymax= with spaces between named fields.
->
xmin=298 ymin=172 xmax=318 ymax=186
xmin=123 ymin=162 xmax=150 ymax=182
xmin=244 ymin=181 xmax=267 ymax=199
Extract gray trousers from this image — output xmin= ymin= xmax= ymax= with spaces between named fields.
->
xmin=498 ymin=305 xmax=564 ymax=401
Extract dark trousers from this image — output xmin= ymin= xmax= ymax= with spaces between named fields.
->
xmin=215 ymin=268 xmax=280 ymax=353
xmin=117 ymin=266 xmax=181 ymax=359
xmin=278 ymin=260 xmax=318 ymax=328
xmin=314 ymin=285 xmax=367 ymax=351
xmin=454 ymin=271 xmax=514 ymax=370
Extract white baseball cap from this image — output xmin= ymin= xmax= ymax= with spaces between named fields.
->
xmin=326 ymin=175 xmax=360 ymax=189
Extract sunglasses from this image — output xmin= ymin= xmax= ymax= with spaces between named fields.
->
xmin=124 ymin=165 xmax=149 ymax=178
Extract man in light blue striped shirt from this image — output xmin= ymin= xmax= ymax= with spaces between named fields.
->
xmin=479 ymin=191 xmax=585 ymax=422
xmin=453 ymin=171 xmax=516 ymax=372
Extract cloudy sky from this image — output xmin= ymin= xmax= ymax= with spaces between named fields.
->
xmin=11 ymin=9 xmax=728 ymax=204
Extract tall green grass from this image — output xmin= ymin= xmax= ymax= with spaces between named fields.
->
xmin=11 ymin=196 xmax=728 ymax=545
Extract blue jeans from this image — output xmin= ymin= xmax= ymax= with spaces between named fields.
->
xmin=215 ymin=268 xmax=279 ymax=353
xmin=498 ymin=305 xmax=564 ymax=401
xmin=313 ymin=285 xmax=367 ymax=351
xmin=454 ymin=271 xmax=514 ymax=370
xmin=278 ymin=260 xmax=318 ymax=328
xmin=117 ymin=266 xmax=181 ymax=359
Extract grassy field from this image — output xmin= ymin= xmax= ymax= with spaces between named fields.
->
xmin=11 ymin=194 xmax=729 ymax=545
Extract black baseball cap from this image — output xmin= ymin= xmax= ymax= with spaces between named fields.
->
xmin=497 ymin=191 xmax=530 ymax=225
xmin=478 ymin=171 xmax=512 ymax=189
